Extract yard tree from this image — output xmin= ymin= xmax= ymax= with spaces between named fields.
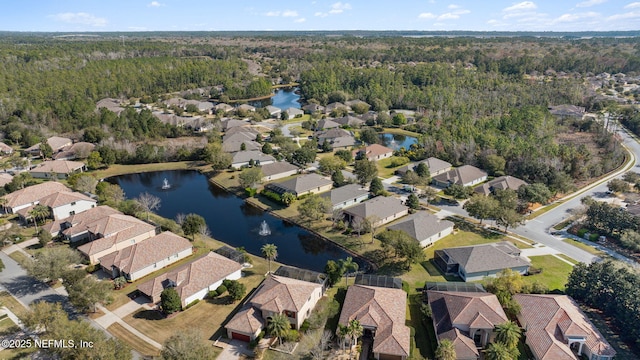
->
xmin=291 ymin=146 xmax=317 ymax=167
xmin=27 ymin=246 xmax=82 ymax=284
xmin=318 ymin=156 xmax=346 ymax=175
xmin=332 ymin=170 xmax=346 ymax=187
xmin=334 ymin=149 xmax=353 ymax=163
xmin=227 ymin=280 xmax=246 ymax=302
xmin=161 ymin=330 xmax=218 ymax=360
xmin=238 ymin=167 xmax=263 ymax=189
xmin=298 ymin=194 xmax=332 ymax=223
xmin=181 ymin=213 xmax=206 ymax=241
xmin=493 ymin=188 xmax=518 ymax=210
xmin=435 ymin=339 xmax=456 ymax=360
xmin=415 ymin=162 xmax=430 ymax=179
xmin=267 ymin=313 xmax=291 ymax=345
xmin=203 ymin=142 xmax=232 ymax=171
xmin=281 ymin=192 xmax=296 ymax=207
xmin=66 ymin=275 xmax=113 ymax=313
xmin=359 ymin=127 xmax=379 ymax=145
xmin=392 ymin=113 xmax=407 ymax=126
xmin=482 ymin=154 xmax=506 ymax=176
xmin=494 ymin=207 xmax=524 ymax=232
xmin=95 ymin=182 xmax=125 ymax=206
xmin=495 ymin=321 xmax=522 ymax=354
xmin=397 ymin=236 xmax=425 ymax=268
xmin=261 ymin=142 xmax=273 ymax=154
xmin=321 ymin=139 xmax=332 ymax=153
xmin=23 ymin=301 xmax=67 ymax=334
xmin=71 ymin=174 xmax=98 ymax=193
xmin=135 ymin=191 xmax=161 ymax=221
xmin=365 ymin=215 xmax=381 ymax=244
xmin=354 ymin=159 xmax=378 ymax=186
xmin=340 ymin=257 xmax=359 ymax=287
xmin=37 ymin=229 xmax=52 ymax=247
xmin=261 ymin=243 xmax=278 ymax=273
xmin=608 ymin=178 xmax=629 ymax=193
xmin=324 ymin=260 xmax=344 ymax=287
xmin=160 ymin=287 xmax=182 ymax=314
xmin=517 ymin=183 xmax=553 ymax=205
xmin=86 ymin=151 xmax=103 ymax=170
xmin=464 ymin=195 xmax=499 ymax=224
xmin=444 ymin=183 xmax=473 ymax=199
xmin=347 ymin=319 xmax=363 ymax=356
xmin=369 ymin=177 xmax=384 ymax=196
xmin=28 ymin=204 xmax=50 ymax=232
xmin=406 ymin=193 xmax=420 ymax=210
xmin=484 ymin=342 xmax=512 ymax=360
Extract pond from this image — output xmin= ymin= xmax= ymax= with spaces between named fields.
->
xmin=252 ymin=87 xmax=301 ymax=110
xmin=379 ymin=133 xmax=418 ymax=150
xmin=107 ymin=170 xmax=363 ymax=272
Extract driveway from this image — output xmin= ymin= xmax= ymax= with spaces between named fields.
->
xmin=215 ymin=338 xmax=255 ymax=360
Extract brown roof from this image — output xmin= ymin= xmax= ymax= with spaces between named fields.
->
xmin=352 ymin=144 xmax=394 ymax=160
xmin=387 ymin=212 xmax=454 ymax=243
xmin=225 ymin=306 xmax=265 ymax=335
xmin=514 ymin=294 xmax=616 ymax=360
xmin=474 ymin=176 xmax=527 ymax=196
xmin=58 ymin=205 xmax=122 ymax=236
xmin=46 ymin=136 xmax=72 ymax=151
xmin=29 ymin=160 xmax=85 ymax=175
xmin=137 ymin=252 xmax=242 ymax=306
xmin=427 ymin=290 xmax=508 ymax=336
xmin=76 ymin=214 xmax=156 ymax=256
xmin=433 ymin=165 xmax=488 ymax=186
xmin=98 ymin=232 xmax=192 ymax=274
xmin=0 ymin=142 xmax=13 ymax=154
xmin=0 ymin=173 xmax=13 ymax=187
xmin=439 ymin=328 xmax=479 ymax=359
xmin=3 ymin=181 xmax=69 ymax=209
xmin=53 ymin=142 xmax=96 ymax=160
xmin=38 ymin=191 xmax=96 ymax=209
xmin=250 ymin=274 xmax=322 ymax=313
xmin=342 ymin=196 xmax=408 ymax=221
xmin=338 ymin=285 xmax=410 ymax=357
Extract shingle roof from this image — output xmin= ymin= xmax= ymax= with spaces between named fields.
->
xmin=387 ymin=212 xmax=454 ymax=242
xmin=29 ymin=160 xmax=85 ymax=175
xmin=320 ymin=184 xmax=369 ymax=206
xmin=225 ymin=306 xmax=265 ymax=335
xmin=260 ymin=161 xmax=298 ymax=177
xmin=0 ymin=173 xmax=13 ymax=187
xmin=315 ymin=128 xmax=352 ymax=140
xmin=333 ymin=115 xmax=364 ymax=127
xmin=342 ymin=197 xmax=408 ymax=221
xmin=353 ymin=144 xmax=394 ymax=160
xmin=330 ymin=136 xmax=357 ymax=148
xmin=437 ymin=241 xmax=530 ymax=274
xmin=427 ymin=290 xmax=508 ymax=336
xmin=222 ymin=140 xmax=262 ymax=153
xmin=266 ymin=173 xmax=332 ymax=196
xmin=474 ymin=176 xmax=527 ymax=196
xmin=3 ymin=181 xmax=69 ymax=209
xmin=338 ymin=285 xmax=410 ymax=357
xmin=439 ymin=328 xmax=479 ymax=359
xmin=250 ymin=274 xmax=322 ymax=313
xmin=433 ymin=165 xmax=487 ymax=186
xmin=223 ymin=127 xmax=259 ymax=140
xmin=38 ymin=190 xmax=96 ymax=209
xmin=96 ymin=98 xmax=125 ymax=114
xmin=231 ymin=151 xmax=275 ymax=165
xmin=58 ymin=205 xmax=122 ymax=236
xmin=76 ymin=214 xmax=156 ymax=256
xmin=316 ymin=119 xmax=341 ymax=130
xmin=396 ymin=157 xmax=452 ymax=175
xmin=98 ymin=231 xmax=192 ymax=274
xmin=137 ymin=251 xmax=242 ymax=305
xmin=514 ymin=294 xmax=616 ymax=360
xmin=53 ymin=142 xmax=96 ymax=160
xmin=0 ymin=142 xmax=13 ymax=154
xmin=46 ymin=136 xmax=72 ymax=151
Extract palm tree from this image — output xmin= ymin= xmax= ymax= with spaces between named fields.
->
xmin=261 ymin=243 xmax=278 ymax=274
xmin=28 ymin=205 xmax=50 ymax=233
xmin=339 ymin=257 xmax=359 ymax=287
xmin=0 ymin=197 xmax=7 ymax=214
xmin=337 ymin=324 xmax=349 ymax=352
xmin=266 ymin=313 xmax=290 ymax=346
xmin=435 ymin=339 xmax=456 ymax=360
xmin=484 ymin=342 xmax=512 ymax=360
xmin=495 ymin=320 xmax=522 ymax=351
xmin=347 ymin=319 xmax=363 ymax=359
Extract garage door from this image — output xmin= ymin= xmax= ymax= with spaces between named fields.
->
xmin=231 ymin=332 xmax=251 ymax=342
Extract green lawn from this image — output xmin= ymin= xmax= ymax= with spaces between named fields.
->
xmin=107 ymin=323 xmax=161 ymax=358
xmin=376 ymin=157 xmax=408 ymax=179
xmin=524 ymin=255 xmax=574 ymax=292
xmin=562 ymin=238 xmax=605 ymax=256
xmin=8 ymin=251 xmax=30 ymax=268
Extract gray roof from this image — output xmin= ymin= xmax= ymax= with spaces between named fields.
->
xmin=231 ymin=151 xmax=275 ymax=164
xmin=315 ymin=128 xmax=352 ymax=140
xmin=316 ymin=119 xmax=341 ymax=130
xmin=387 ymin=212 xmax=454 ymax=242
xmin=266 ymin=173 xmax=332 ymax=196
xmin=221 ymin=119 xmax=250 ymax=130
xmin=285 ymin=107 xmax=304 ymax=116
xmin=333 ymin=115 xmax=364 ymax=127
xmin=223 ymin=131 xmax=258 ymax=143
xmin=396 ymin=157 xmax=452 ymax=175
xmin=474 ymin=176 xmax=527 ymax=196
xmin=261 ymin=161 xmax=298 ymax=177
xmin=265 ymin=105 xmax=281 ymax=115
xmin=342 ymin=196 xmax=408 ymax=220
xmin=437 ymin=241 xmax=530 ymax=274
xmin=321 ymin=184 xmax=369 ymax=206
xmin=329 ymin=136 xmax=357 ymax=148
xmin=433 ymin=165 xmax=487 ymax=186
xmin=222 ymin=140 xmax=262 ymax=153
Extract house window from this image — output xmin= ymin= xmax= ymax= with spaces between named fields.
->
xmin=153 ymin=263 xmax=157 ymax=268
xmin=70 ymin=202 xmax=76 ymax=206
xmin=69 ymin=211 xmax=75 ymax=216
xmin=131 ymin=239 xmax=135 ymax=244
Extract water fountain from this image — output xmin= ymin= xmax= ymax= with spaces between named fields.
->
xmin=258 ymin=220 xmax=271 ymax=236
xmin=162 ymin=178 xmax=171 ymax=190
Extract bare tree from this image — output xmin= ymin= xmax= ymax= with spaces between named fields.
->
xmin=351 ymin=217 xmax=364 ymax=240
xmin=135 ymin=192 xmax=161 ymax=221
xmin=197 ymin=223 xmax=211 ymax=238
xmin=365 ymin=215 xmax=381 ymax=244
xmin=308 ymin=330 xmax=334 ymax=360
xmin=75 ymin=175 xmax=98 ymax=194
xmin=331 ymin=209 xmax=343 ymax=229
xmin=175 ymin=213 xmax=186 ymax=226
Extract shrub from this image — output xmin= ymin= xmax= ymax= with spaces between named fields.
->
xmin=185 ymin=299 xmax=200 ymax=309
xmin=207 ymin=290 xmax=218 ymax=298
xmin=261 ymin=189 xmax=281 ymax=202
xmin=37 ymin=229 xmax=52 ymax=247
xmin=160 ymin=287 xmax=182 ymax=314
xmin=589 ymin=233 xmax=599 ymax=242
xmin=577 ymin=228 xmax=588 ymax=238
xmin=222 ymin=279 xmax=233 ymax=288
xmin=245 ymin=187 xmax=257 ymax=197
xmin=283 ymin=329 xmax=301 ymax=343
xmin=387 ymin=156 xmax=410 ymax=168
xmin=300 ymin=320 xmax=310 ymax=333
xmin=216 ymin=285 xmax=227 ymax=295
xmin=85 ymin=264 xmax=100 ymax=273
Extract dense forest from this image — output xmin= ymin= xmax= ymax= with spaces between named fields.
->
xmin=0 ymin=33 xmax=638 ymax=186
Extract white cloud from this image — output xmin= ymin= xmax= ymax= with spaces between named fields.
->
xmin=448 ymin=4 xmax=460 ymax=9
xmin=438 ymin=13 xmax=460 ymax=20
xmin=265 ymin=11 xmax=281 ymax=16
xmin=282 ymin=10 xmax=299 ymax=17
xmin=576 ymin=0 xmax=606 ymax=7
xmin=315 ymin=11 xmax=328 ymax=17
xmin=504 ymin=1 xmax=537 ymax=12
xmin=418 ymin=12 xmax=437 ymax=19
xmin=329 ymin=2 xmax=352 ymax=14
xmin=606 ymin=10 xmax=640 ymax=20
xmin=625 ymin=2 xmax=640 ymax=8
xmin=147 ymin=1 xmax=164 ymax=7
xmin=49 ymin=12 xmax=107 ymax=27
xmin=553 ymin=11 xmax=599 ymax=23
xmin=294 ymin=17 xmax=306 ymax=23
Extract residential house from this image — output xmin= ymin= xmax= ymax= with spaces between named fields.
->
xmin=264 ymin=173 xmax=333 ymax=197
xmin=342 ymin=197 xmax=409 ymax=228
xmin=47 ymin=136 xmax=73 ymax=153
xmin=76 ymin=214 xmax=157 ymax=264
xmin=226 ymin=272 xmax=324 ymax=341
xmin=223 ymin=129 xmax=259 ymax=142
xmin=386 ymin=212 xmax=454 ymax=247
xmin=315 ymin=128 xmax=357 ymax=149
xmin=221 ymin=119 xmax=250 ymax=131
xmin=237 ymin=104 xmax=256 ymax=113
xmin=231 ymin=151 xmax=276 ymax=169
xmin=96 ymin=98 xmax=125 ymax=115
xmin=353 ymin=144 xmax=394 ymax=161
xmin=29 ymin=160 xmax=86 ymax=179
xmin=549 ymin=104 xmax=586 ymax=119
xmin=427 ymin=290 xmax=509 ymax=358
xmin=260 ymin=162 xmax=299 ymax=182
xmin=320 ymin=184 xmax=369 ymax=211
xmin=345 ymin=99 xmax=370 ymax=110
xmin=316 ymin=119 xmax=341 ymax=130
xmin=284 ymin=107 xmax=303 ymax=119
xmin=152 ymin=112 xmax=201 ymax=128
xmin=302 ymin=103 xmax=325 ymax=114
xmin=333 ymin=115 xmax=365 ymax=128
xmin=0 ymin=142 xmax=13 ymax=155
xmin=395 ymin=157 xmax=452 ymax=177
xmin=514 ymin=294 xmax=616 ymax=360
xmin=214 ymin=103 xmax=234 ymax=113
xmin=196 ymin=101 xmax=214 ymax=114
xmin=33 ymin=190 xmax=97 ymax=221
xmin=474 ymin=176 xmax=527 ymax=196
xmin=434 ymin=242 xmax=530 ymax=282
xmin=53 ymin=142 xmax=96 ymax=161
xmin=44 ymin=205 xmax=121 ymax=238
xmin=2 ymin=181 xmax=69 ymax=215
xmin=432 ymin=165 xmax=488 ymax=188
xmin=222 ymin=139 xmax=262 ymax=153
xmin=338 ymin=284 xmax=410 ymax=360
xmin=324 ymin=102 xmax=350 ymax=115
xmin=99 ymin=231 xmax=193 ymax=282
xmin=0 ymin=173 xmax=12 ymax=187
xmin=265 ymin=105 xmax=282 ymax=118
xmin=138 ymin=251 xmax=242 ymax=307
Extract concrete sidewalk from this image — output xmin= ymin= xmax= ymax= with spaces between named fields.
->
xmin=94 ymin=304 xmax=162 ymax=350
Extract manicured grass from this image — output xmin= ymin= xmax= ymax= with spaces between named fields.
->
xmin=375 ymin=157 xmax=408 ymax=179
xmin=8 ymin=251 xmax=30 ymax=267
xmin=407 ymin=293 xmax=437 ymax=359
xmin=0 ymin=346 xmax=37 ymax=359
xmin=553 ymin=218 xmax=574 ymax=230
xmin=107 ymin=322 xmax=161 ymax=358
xmin=0 ymin=292 xmax=29 ymax=319
xmin=556 ymin=253 xmax=579 ymax=265
xmin=562 ymin=238 xmax=605 ymax=256
xmin=524 ymin=255 xmax=574 ymax=292
xmin=91 ymin=161 xmax=203 ymax=179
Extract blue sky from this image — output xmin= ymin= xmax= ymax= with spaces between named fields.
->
xmin=1 ymin=1 xmax=639 ymax=32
